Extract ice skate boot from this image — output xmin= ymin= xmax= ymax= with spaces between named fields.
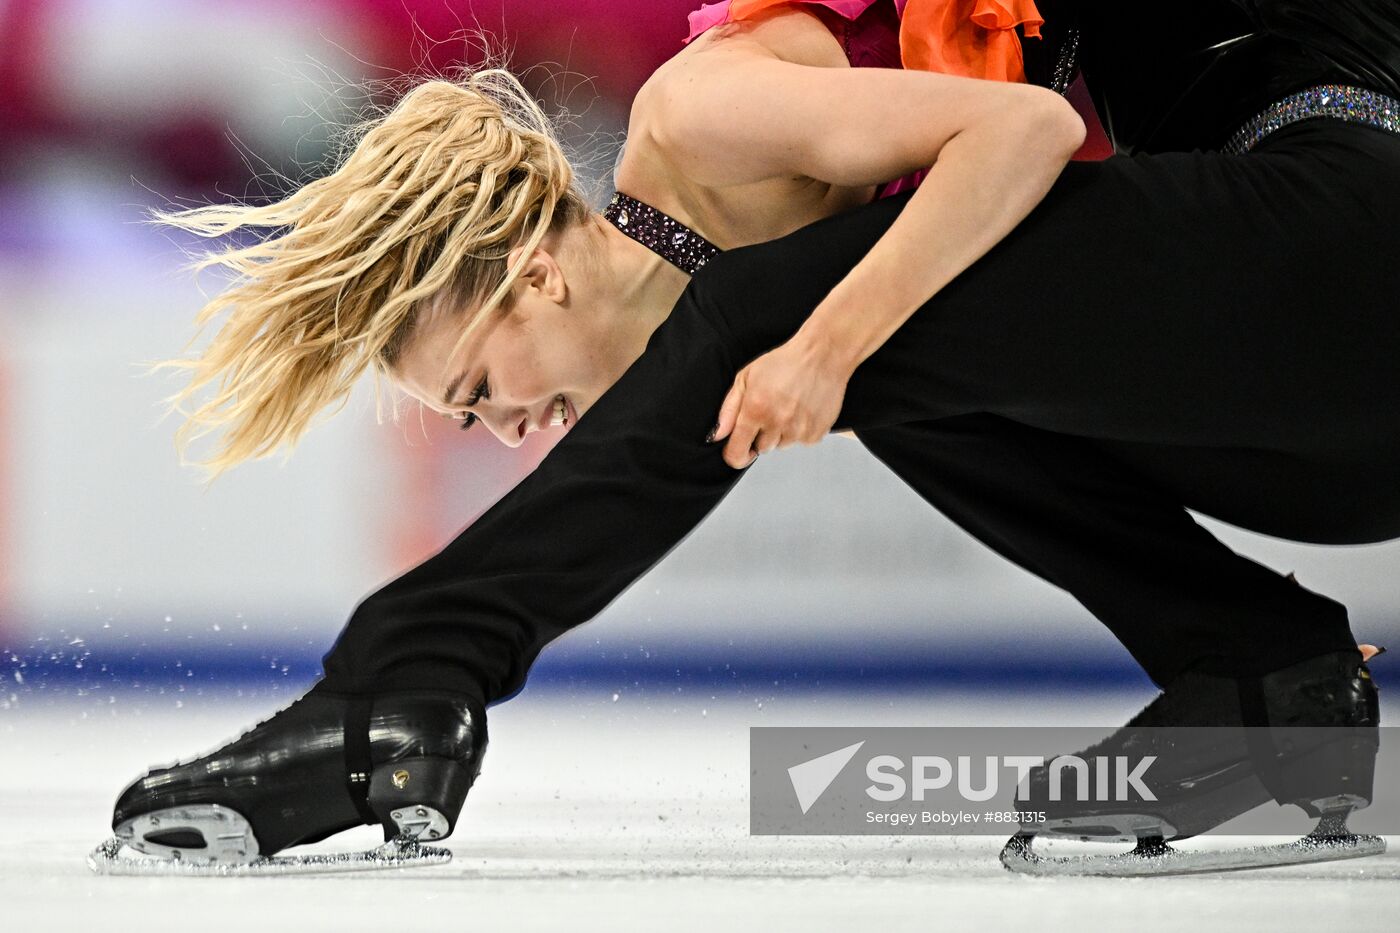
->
xmin=1001 ymin=649 xmax=1384 ymax=876
xmin=87 ymin=684 xmax=486 ymax=876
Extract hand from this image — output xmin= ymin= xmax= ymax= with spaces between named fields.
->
xmin=710 ymin=333 xmax=853 ymax=469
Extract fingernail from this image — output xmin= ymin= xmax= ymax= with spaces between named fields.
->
xmin=1375 ymin=646 xmax=1389 ymax=658
xmin=704 ymin=423 xmax=718 ymax=444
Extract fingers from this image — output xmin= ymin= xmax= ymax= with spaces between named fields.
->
xmin=711 ymin=376 xmax=746 ymax=444
xmin=710 ymin=368 xmax=765 ymax=469
xmin=723 ymin=412 xmax=763 ymax=469
xmin=711 ymin=396 xmax=817 ymax=468
xmin=708 ymin=360 xmax=832 ymax=467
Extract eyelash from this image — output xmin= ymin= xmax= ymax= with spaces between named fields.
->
xmin=456 ymin=376 xmax=489 ymax=432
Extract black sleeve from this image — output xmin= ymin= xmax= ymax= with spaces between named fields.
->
xmin=317 ymin=194 xmax=912 ymax=707
xmin=317 ymin=282 xmax=766 ymax=707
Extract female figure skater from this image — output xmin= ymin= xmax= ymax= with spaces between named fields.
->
xmin=99 ymin=1 xmax=1398 ymax=874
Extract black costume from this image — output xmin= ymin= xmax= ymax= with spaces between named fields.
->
xmin=318 ymin=1 xmax=1400 ymax=710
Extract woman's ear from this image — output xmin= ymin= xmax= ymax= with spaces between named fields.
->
xmin=505 ymin=244 xmax=569 ymax=306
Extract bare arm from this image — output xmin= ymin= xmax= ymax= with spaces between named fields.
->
xmin=657 ymin=50 xmax=1085 ymax=366
xmin=654 ymin=41 xmax=1086 ymax=464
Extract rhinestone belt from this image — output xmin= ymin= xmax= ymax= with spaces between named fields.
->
xmin=1223 ymin=84 xmax=1400 ymax=155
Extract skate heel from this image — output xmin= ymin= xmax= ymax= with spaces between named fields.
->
xmin=367 ymin=757 xmax=474 ymax=842
xmin=1265 ymin=731 xmax=1377 ymax=818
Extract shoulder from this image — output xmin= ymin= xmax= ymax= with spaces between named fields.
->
xmin=634 ymin=6 xmax=846 ymax=136
xmin=626 ymin=10 xmax=852 ymax=190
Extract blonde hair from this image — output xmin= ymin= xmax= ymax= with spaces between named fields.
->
xmin=144 ymin=69 xmax=591 ymax=484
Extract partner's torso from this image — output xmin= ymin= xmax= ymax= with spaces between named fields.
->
xmin=1033 ymin=0 xmax=1400 ymax=153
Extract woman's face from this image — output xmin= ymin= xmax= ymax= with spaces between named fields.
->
xmin=391 ymin=252 xmax=630 ymax=446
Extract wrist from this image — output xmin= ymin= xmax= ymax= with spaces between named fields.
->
xmin=791 ymin=319 xmax=862 ymax=376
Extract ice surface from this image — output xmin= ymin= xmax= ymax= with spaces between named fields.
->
xmin=2 ymin=685 xmax=1397 ymax=933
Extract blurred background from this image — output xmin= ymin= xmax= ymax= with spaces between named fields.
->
xmin=2 ymin=0 xmax=1398 ymax=711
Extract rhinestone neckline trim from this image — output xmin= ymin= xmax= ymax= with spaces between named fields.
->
xmin=1224 ymin=84 xmax=1400 ymax=155
xmin=602 ymin=192 xmax=720 ymax=276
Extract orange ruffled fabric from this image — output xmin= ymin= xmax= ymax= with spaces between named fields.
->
xmin=716 ymin=0 xmax=1042 ymax=83
xmin=900 ymin=0 xmax=1042 ymax=83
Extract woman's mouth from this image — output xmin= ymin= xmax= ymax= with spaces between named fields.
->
xmin=550 ymin=394 xmax=578 ymax=429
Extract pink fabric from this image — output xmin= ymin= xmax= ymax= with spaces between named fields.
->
xmin=685 ymin=1 xmax=892 ymax=43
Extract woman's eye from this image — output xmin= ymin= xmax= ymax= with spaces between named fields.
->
xmin=465 ymin=375 xmax=489 ymax=407
xmin=448 ymin=375 xmax=488 ymax=431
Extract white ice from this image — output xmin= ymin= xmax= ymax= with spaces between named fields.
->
xmin=2 ymin=685 xmax=1397 ymax=933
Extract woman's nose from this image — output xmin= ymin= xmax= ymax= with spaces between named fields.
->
xmin=478 ymin=405 xmax=529 ymax=448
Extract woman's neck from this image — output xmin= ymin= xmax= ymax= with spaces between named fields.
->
xmin=588 ymin=213 xmax=694 ymax=356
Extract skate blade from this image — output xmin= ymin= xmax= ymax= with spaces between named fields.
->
xmin=999 ymin=830 xmax=1386 ymax=878
xmin=87 ymin=834 xmax=452 ymax=876
xmin=88 ymin=804 xmax=450 ymax=876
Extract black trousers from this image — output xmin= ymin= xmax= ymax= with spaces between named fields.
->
xmin=320 ymin=118 xmax=1400 ymax=707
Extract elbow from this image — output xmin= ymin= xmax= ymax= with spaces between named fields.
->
xmin=1056 ymin=101 xmax=1089 ymax=158
xmin=1017 ymin=86 xmax=1087 ymax=162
